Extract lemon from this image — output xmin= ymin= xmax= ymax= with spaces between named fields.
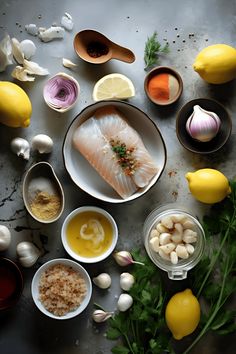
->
xmin=92 ymin=73 xmax=135 ymax=101
xmin=193 ymin=44 xmax=236 ymax=84
xmin=165 ymin=289 xmax=200 ymax=340
xmin=0 ymin=81 xmax=32 ymax=128
xmin=186 ymin=168 xmax=231 ymax=204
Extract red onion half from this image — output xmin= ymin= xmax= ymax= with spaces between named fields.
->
xmin=43 ymin=72 xmax=80 ymax=112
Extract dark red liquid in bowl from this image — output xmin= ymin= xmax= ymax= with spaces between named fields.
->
xmin=0 ymin=265 xmax=17 ymax=300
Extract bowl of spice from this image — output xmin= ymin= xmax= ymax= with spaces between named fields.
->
xmin=0 ymin=257 xmax=23 ymax=310
xmin=31 ymin=258 xmax=92 ymax=319
xmin=61 ymin=206 xmax=118 ymax=263
xmin=73 ymin=29 xmax=135 ymax=64
xmin=23 ymin=162 xmax=65 ymax=223
xmin=144 ymin=66 xmax=183 ymax=105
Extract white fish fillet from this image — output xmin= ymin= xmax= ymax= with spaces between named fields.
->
xmin=73 ymin=106 xmax=158 ymax=198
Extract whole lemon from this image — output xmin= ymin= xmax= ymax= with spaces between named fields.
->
xmin=165 ymin=289 xmax=200 ymax=340
xmin=0 ymin=81 xmax=32 ymax=128
xmin=186 ymin=168 xmax=231 ymax=204
xmin=193 ymin=44 xmax=236 ymax=84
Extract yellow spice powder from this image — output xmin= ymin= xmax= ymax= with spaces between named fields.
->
xmin=30 ymin=191 xmax=61 ymax=220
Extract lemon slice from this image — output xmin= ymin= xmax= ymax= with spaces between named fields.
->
xmin=92 ymin=73 xmax=135 ymax=101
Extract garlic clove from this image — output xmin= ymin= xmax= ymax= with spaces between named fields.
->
xmin=61 ymin=13 xmax=74 ymax=31
xmin=11 ymin=37 xmax=24 ymax=64
xmin=16 ymin=241 xmax=41 ymax=267
xmin=25 ymin=24 xmax=39 ymax=36
xmin=0 ymin=34 xmax=13 ymax=72
xmin=11 ymin=66 xmax=35 ymax=82
xmin=120 ymin=272 xmax=135 ymax=291
xmin=11 ymin=137 xmax=30 ymax=160
xmin=19 ymin=40 xmax=36 ymax=60
xmin=113 ymin=251 xmax=144 ymax=266
xmin=92 ymin=273 xmax=111 ymax=289
xmin=62 ymin=58 xmax=78 ymax=69
xmin=31 ymin=134 xmax=53 ymax=154
xmin=186 ymin=105 xmax=221 ymax=142
xmin=0 ymin=225 xmax=11 ymax=251
xmin=117 ymin=293 xmax=133 ymax=312
xmin=38 ymin=26 xmax=65 ymax=42
xmin=23 ymin=59 xmax=49 ymax=76
xmin=92 ymin=309 xmax=113 ymax=323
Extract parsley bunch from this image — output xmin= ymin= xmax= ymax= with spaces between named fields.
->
xmin=106 ymin=250 xmax=172 ymax=354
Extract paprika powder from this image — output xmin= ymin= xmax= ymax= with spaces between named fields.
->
xmin=147 ymin=72 xmax=180 ymax=103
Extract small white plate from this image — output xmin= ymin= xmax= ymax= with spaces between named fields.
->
xmin=31 ymin=258 xmax=92 ymax=320
xmin=63 ymin=100 xmax=167 ymax=203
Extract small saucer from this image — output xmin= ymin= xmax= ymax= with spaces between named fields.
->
xmin=176 ymin=98 xmax=232 ymax=154
xmin=144 ymin=66 xmax=183 ymax=106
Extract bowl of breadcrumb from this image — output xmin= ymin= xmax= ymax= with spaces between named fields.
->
xmin=31 ymin=258 xmax=92 ymax=319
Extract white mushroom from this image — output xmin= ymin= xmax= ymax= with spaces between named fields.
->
xmin=16 ymin=241 xmax=41 ymax=267
xmin=120 ymin=272 xmax=135 ymax=291
xmin=31 ymin=134 xmax=53 ymax=154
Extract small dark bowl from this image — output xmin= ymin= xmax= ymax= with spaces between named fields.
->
xmin=144 ymin=66 xmax=183 ymax=106
xmin=0 ymin=257 xmax=23 ymax=310
xmin=176 ymin=98 xmax=232 ymax=154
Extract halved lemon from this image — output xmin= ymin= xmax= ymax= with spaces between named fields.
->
xmin=92 ymin=73 xmax=135 ymax=101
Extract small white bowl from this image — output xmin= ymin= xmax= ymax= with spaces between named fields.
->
xmin=63 ymin=100 xmax=167 ymax=203
xmin=61 ymin=206 xmax=118 ymax=263
xmin=31 ymin=258 xmax=92 ymax=320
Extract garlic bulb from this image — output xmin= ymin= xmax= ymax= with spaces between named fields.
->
xmin=120 ymin=272 xmax=135 ymax=291
xmin=113 ymin=251 xmax=145 ymax=266
xmin=16 ymin=241 xmax=41 ymax=267
xmin=93 ymin=273 xmax=111 ymax=289
xmin=11 ymin=137 xmax=30 ymax=160
xmin=31 ymin=134 xmax=53 ymax=154
xmin=186 ymin=105 xmax=221 ymax=142
xmin=0 ymin=225 xmax=11 ymax=251
xmin=117 ymin=293 xmax=133 ymax=312
xmin=92 ymin=309 xmax=113 ymax=323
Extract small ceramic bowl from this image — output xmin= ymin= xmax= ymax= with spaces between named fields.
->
xmin=31 ymin=258 xmax=92 ymax=320
xmin=43 ymin=72 xmax=80 ymax=113
xmin=0 ymin=257 xmax=23 ymax=310
xmin=61 ymin=206 xmax=118 ymax=263
xmin=143 ymin=205 xmax=205 ymax=280
xmin=176 ymin=98 xmax=232 ymax=154
xmin=144 ymin=66 xmax=183 ymax=105
xmin=23 ymin=162 xmax=65 ymax=224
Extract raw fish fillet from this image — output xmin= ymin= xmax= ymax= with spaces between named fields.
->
xmin=73 ymin=106 xmax=158 ymax=199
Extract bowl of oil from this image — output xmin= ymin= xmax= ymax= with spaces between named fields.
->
xmin=61 ymin=206 xmax=118 ymax=263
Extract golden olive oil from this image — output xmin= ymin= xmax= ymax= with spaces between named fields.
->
xmin=66 ymin=211 xmax=113 ymax=257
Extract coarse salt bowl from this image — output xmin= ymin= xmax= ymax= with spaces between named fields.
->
xmin=143 ymin=205 xmax=205 ymax=280
xmin=144 ymin=66 xmax=183 ymax=106
xmin=43 ymin=72 xmax=80 ymax=113
xmin=61 ymin=206 xmax=118 ymax=263
xmin=31 ymin=258 xmax=92 ymax=320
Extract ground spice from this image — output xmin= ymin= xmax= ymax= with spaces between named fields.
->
xmin=30 ymin=191 xmax=61 ymax=220
xmin=147 ymin=73 xmax=179 ymax=102
xmin=87 ymin=41 xmax=109 ymax=58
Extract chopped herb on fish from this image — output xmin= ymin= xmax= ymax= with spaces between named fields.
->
xmin=110 ymin=139 xmax=139 ymax=176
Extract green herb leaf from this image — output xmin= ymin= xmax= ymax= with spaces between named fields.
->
xmin=106 ymin=327 xmax=122 ymax=340
xmin=144 ymin=31 xmax=169 ymax=70
xmin=111 ymin=345 xmax=130 ymax=354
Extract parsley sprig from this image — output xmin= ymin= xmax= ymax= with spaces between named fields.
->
xmin=144 ymin=31 xmax=169 ymax=71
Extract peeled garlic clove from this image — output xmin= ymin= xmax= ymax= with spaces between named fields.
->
xmin=149 ymin=236 xmax=160 ymax=252
xmin=156 ymin=223 xmax=168 ymax=233
xmin=159 ymin=232 xmax=171 ymax=245
xmin=11 ymin=37 xmax=24 ymax=64
xmin=150 ymin=228 xmax=159 ymax=238
xmin=161 ymin=216 xmax=174 ymax=229
xmin=19 ymin=40 xmax=36 ymax=60
xmin=16 ymin=241 xmax=41 ymax=267
xmin=186 ymin=243 xmax=195 ymax=255
xmin=92 ymin=273 xmax=111 ymax=289
xmin=0 ymin=225 xmax=11 ymax=251
xmin=120 ymin=272 xmax=135 ymax=291
xmin=38 ymin=26 xmax=65 ymax=42
xmin=31 ymin=134 xmax=53 ymax=154
xmin=186 ymin=105 xmax=221 ymax=142
xmin=25 ymin=24 xmax=38 ymax=36
xmin=11 ymin=66 xmax=35 ymax=82
xmin=117 ymin=293 xmax=133 ymax=312
xmin=62 ymin=58 xmax=78 ymax=69
xmin=176 ymin=244 xmax=189 ymax=259
xmin=183 ymin=229 xmax=198 ymax=243
xmin=170 ymin=251 xmax=178 ymax=265
xmin=92 ymin=309 xmax=113 ymax=323
xmin=11 ymin=137 xmax=30 ymax=160
xmin=159 ymin=243 xmax=176 ymax=254
xmin=23 ymin=59 xmax=49 ymax=76
xmin=158 ymin=248 xmax=171 ymax=260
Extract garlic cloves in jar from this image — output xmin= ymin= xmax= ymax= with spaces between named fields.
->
xmin=11 ymin=137 xmax=30 ymax=160
xmin=16 ymin=241 xmax=41 ymax=267
xmin=186 ymin=105 xmax=221 ymax=142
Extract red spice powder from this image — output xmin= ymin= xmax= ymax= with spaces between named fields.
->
xmin=0 ymin=265 xmax=17 ymax=300
xmin=148 ymin=73 xmax=170 ymax=101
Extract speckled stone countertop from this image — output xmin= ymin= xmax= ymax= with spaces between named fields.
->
xmin=0 ymin=0 xmax=235 ymax=353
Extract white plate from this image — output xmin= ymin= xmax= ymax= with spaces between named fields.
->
xmin=31 ymin=258 xmax=92 ymax=320
xmin=63 ymin=100 xmax=167 ymax=203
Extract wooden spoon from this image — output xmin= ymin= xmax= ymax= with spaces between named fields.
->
xmin=73 ymin=29 xmax=135 ymax=64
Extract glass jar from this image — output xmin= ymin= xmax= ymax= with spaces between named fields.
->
xmin=143 ymin=204 xmax=205 ymax=280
